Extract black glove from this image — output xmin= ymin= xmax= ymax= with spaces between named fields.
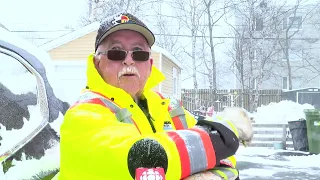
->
xmin=196 ymin=120 xmax=239 ymax=162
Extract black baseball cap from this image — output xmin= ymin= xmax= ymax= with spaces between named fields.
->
xmin=95 ymin=13 xmax=155 ymax=51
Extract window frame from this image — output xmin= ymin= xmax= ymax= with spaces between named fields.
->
xmin=282 ymin=76 xmax=289 ymax=90
xmin=283 ymin=15 xmax=303 ymax=30
xmin=0 ymin=47 xmax=49 ymax=163
xmin=282 ymin=48 xmax=302 ymax=61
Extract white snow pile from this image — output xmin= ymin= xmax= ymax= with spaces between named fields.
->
xmin=0 ymin=145 xmax=60 ymax=179
xmin=253 ymin=100 xmax=315 ymax=124
xmin=49 ymin=112 xmax=65 ymax=137
xmin=0 ymin=105 xmax=43 ymax=155
xmin=0 ymin=105 xmax=60 ymax=180
xmin=0 ymin=53 xmax=38 ymax=95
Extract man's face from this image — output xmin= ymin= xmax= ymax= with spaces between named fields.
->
xmin=94 ymin=30 xmax=153 ymax=98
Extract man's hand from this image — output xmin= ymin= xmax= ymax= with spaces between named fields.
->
xmin=219 ymin=107 xmax=254 ymax=146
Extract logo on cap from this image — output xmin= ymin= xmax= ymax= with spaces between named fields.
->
xmin=112 ymin=14 xmax=134 ymax=26
xmin=120 ymin=15 xmax=129 ymax=23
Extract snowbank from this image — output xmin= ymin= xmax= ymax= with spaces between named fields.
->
xmin=49 ymin=112 xmax=64 ymax=136
xmin=0 ymin=144 xmax=60 ymax=179
xmin=253 ymin=100 xmax=315 ymax=124
xmin=0 ymin=105 xmax=43 ymax=155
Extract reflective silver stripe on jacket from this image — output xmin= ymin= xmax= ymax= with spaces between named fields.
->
xmin=169 ymin=106 xmax=188 ymax=129
xmin=78 ymin=91 xmax=134 ymax=124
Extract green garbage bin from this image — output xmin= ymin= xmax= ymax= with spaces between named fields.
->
xmin=304 ymin=109 xmax=320 ymax=154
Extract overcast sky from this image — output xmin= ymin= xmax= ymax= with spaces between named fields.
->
xmin=0 ymin=0 xmax=87 ymax=29
xmin=1 ymin=0 xmax=319 ymax=89
xmin=1 ymin=0 xmax=318 ymax=30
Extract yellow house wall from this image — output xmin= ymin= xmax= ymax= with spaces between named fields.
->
xmin=48 ymin=31 xmax=97 ymax=60
xmin=161 ymin=54 xmax=181 ymax=96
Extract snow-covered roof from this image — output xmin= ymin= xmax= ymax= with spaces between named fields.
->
xmin=39 ymin=22 xmax=100 ymax=51
xmin=38 ymin=22 xmax=181 ymax=69
xmin=283 ymin=87 xmax=320 ymax=92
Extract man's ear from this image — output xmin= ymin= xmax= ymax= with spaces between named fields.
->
xmin=93 ymin=55 xmax=100 ymax=68
xmin=149 ymin=58 xmax=153 ymax=71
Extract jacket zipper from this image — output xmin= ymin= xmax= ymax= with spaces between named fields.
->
xmin=138 ymin=99 xmax=156 ymax=133
xmin=147 ymin=114 xmax=156 ymax=133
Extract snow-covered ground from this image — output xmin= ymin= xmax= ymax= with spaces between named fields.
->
xmin=0 ymin=145 xmax=60 ymax=179
xmin=237 ymin=146 xmax=320 ymax=179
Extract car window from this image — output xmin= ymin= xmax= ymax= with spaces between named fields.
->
xmin=0 ymin=49 xmax=47 ymax=168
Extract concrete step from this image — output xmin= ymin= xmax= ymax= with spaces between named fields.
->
xmin=252 ymin=136 xmax=293 ymax=141
xmin=248 ymin=141 xmax=294 ymax=148
xmin=253 ymin=130 xmax=284 ymax=134
xmin=252 ymin=124 xmax=287 ymax=128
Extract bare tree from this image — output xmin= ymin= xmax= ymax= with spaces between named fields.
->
xmin=79 ymin=0 xmax=160 ymax=26
xmin=169 ymin=0 xmax=205 ymax=108
xmin=226 ymin=0 xmax=285 ymax=111
xmin=304 ymin=47 xmax=320 ymax=75
xmin=275 ymin=0 xmax=319 ymax=90
xmin=170 ymin=0 xmax=205 ymax=90
xmin=248 ymin=0 xmax=286 ymax=110
xmin=153 ymin=2 xmax=183 ymax=57
xmin=225 ymin=25 xmax=247 ymax=107
xmin=200 ymin=0 xmax=230 ymax=90
xmin=227 ymin=0 xmax=320 ymax=111
xmin=197 ymin=32 xmax=225 ymax=89
xmin=227 ymin=0 xmax=261 ymax=111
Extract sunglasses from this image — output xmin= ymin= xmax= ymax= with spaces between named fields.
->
xmin=97 ymin=50 xmax=151 ymax=61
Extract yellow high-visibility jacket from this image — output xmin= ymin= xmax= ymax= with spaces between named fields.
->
xmin=59 ymin=54 xmax=239 ymax=180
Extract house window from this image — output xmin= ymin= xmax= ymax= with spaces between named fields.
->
xmin=249 ymin=48 xmax=261 ymax=62
xmin=283 ymin=16 xmax=302 ymax=30
xmin=249 ymin=16 xmax=263 ymax=31
xmin=282 ymin=49 xmax=301 ymax=61
xmin=282 ymin=77 xmax=288 ymax=89
xmin=172 ymin=67 xmax=178 ymax=95
xmin=254 ymin=16 xmax=263 ymax=31
xmin=251 ymin=78 xmax=257 ymax=89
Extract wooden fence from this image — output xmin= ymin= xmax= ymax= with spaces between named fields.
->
xmin=181 ymin=89 xmax=284 ymax=112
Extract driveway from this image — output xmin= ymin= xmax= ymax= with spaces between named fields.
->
xmin=237 ymin=148 xmax=320 ymax=180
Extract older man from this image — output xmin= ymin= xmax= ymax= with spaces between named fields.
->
xmin=59 ymin=13 xmax=251 ymax=180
